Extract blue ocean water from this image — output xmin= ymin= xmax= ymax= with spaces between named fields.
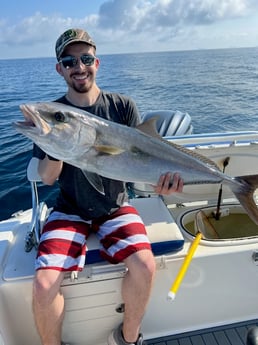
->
xmin=1 ymin=47 xmax=258 ymax=221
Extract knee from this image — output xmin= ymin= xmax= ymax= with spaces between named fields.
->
xmin=138 ymin=255 xmax=156 ymax=287
xmin=142 ymin=252 xmax=156 ymax=276
xmin=128 ymin=250 xmax=156 ymax=282
xmin=33 ymin=275 xmax=48 ymax=297
xmin=33 ymin=270 xmax=63 ymax=302
xmin=33 ymin=274 xmax=50 ymax=303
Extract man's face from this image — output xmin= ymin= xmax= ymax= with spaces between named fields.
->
xmin=56 ymin=43 xmax=99 ymax=94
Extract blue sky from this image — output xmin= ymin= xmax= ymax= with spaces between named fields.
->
xmin=1 ymin=0 xmax=258 ymax=59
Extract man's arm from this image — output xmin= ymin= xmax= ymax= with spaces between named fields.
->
xmin=33 ymin=144 xmax=63 ymax=185
xmin=38 ymin=156 xmax=63 ymax=185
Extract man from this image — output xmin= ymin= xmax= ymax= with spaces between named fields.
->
xmin=32 ymin=28 xmax=183 ymax=345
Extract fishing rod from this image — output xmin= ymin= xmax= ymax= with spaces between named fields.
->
xmin=214 ymin=156 xmax=230 ymax=220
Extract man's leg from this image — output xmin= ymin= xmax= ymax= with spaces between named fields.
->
xmin=122 ymin=249 xmax=156 ymax=343
xmin=33 ymin=269 xmax=65 ymax=345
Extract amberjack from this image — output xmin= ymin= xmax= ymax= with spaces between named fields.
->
xmin=14 ymin=102 xmax=258 ymax=225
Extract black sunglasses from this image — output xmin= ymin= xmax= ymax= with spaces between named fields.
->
xmin=59 ymin=54 xmax=96 ymax=69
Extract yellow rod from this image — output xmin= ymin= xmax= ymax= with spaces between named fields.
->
xmin=167 ymin=232 xmax=202 ymax=301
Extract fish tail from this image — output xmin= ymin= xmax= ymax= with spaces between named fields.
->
xmin=232 ymin=175 xmax=258 ymax=225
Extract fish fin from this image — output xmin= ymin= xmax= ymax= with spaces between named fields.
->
xmin=232 ymin=175 xmax=258 ymax=225
xmin=138 ymin=117 xmax=220 ymax=170
xmin=168 ymin=141 xmax=221 ymax=170
xmin=82 ymin=170 xmax=105 ymax=195
xmin=94 ymin=145 xmax=125 ymax=155
xmin=137 ymin=117 xmax=161 ymax=138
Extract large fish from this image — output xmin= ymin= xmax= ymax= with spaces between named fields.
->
xmin=14 ymin=102 xmax=258 ymax=224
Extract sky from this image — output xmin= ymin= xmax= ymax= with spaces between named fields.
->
xmin=0 ymin=0 xmax=258 ymax=59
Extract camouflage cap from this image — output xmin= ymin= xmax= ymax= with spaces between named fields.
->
xmin=55 ymin=28 xmax=96 ymax=60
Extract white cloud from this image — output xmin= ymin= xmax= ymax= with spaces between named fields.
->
xmin=0 ymin=11 xmax=100 ymax=58
xmin=93 ymin=0 xmax=258 ymax=52
xmin=0 ymin=0 xmax=257 ymax=58
xmin=97 ymin=0 xmax=257 ymax=31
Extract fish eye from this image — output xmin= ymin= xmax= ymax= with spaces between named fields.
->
xmin=54 ymin=112 xmax=66 ymax=122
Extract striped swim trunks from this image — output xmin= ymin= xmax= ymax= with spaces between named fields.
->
xmin=35 ymin=203 xmax=151 ymax=271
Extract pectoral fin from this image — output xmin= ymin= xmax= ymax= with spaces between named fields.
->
xmin=82 ymin=170 xmax=105 ymax=195
xmin=95 ymin=145 xmax=125 ymax=155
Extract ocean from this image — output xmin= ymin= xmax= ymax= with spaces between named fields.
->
xmin=1 ymin=47 xmax=258 ymax=221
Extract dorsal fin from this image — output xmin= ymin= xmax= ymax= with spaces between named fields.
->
xmin=168 ymin=141 xmax=221 ymax=170
xmin=137 ymin=117 xmax=220 ymax=170
xmin=137 ymin=117 xmax=161 ymax=139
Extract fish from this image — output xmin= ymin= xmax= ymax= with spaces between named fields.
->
xmin=14 ymin=101 xmax=258 ymax=225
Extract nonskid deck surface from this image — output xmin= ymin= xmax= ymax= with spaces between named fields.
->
xmin=146 ymin=319 xmax=258 ymax=345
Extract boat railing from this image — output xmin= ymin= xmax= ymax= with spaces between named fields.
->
xmin=25 ymin=157 xmax=49 ymax=252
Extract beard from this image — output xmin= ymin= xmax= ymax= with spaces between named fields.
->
xmin=67 ymin=73 xmax=94 ymax=94
xmin=70 ymin=81 xmax=92 ymax=94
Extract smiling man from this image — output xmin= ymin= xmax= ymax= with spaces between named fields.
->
xmin=31 ymin=28 xmax=183 ymax=345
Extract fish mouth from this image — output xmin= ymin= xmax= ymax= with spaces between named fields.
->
xmin=15 ymin=104 xmax=51 ymax=135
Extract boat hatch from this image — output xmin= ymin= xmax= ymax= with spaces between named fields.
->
xmin=179 ymin=204 xmax=258 ymax=246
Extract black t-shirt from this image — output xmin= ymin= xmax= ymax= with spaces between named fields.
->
xmin=33 ymin=90 xmax=140 ymax=220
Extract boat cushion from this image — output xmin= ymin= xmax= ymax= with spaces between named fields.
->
xmin=86 ymin=197 xmax=184 ymax=264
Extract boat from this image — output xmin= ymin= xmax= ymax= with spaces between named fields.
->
xmin=1 ymin=110 xmax=258 ymax=345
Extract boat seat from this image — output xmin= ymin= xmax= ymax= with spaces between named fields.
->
xmin=142 ymin=110 xmax=193 ymax=136
xmin=25 ymin=158 xmax=184 ymax=262
xmin=85 ymin=197 xmax=184 ymax=264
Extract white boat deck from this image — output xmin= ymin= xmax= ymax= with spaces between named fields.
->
xmin=146 ymin=319 xmax=258 ymax=345
xmin=2 ymin=132 xmax=258 ymax=345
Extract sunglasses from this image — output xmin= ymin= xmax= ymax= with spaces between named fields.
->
xmin=59 ymin=54 xmax=96 ymax=69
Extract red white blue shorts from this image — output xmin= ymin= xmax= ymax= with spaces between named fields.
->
xmin=35 ymin=203 xmax=151 ymax=271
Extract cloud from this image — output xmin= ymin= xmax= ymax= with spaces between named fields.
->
xmin=0 ymin=0 xmax=257 ymax=58
xmin=0 ymin=11 xmax=98 ymax=47
xmin=93 ymin=0 xmax=258 ymax=52
xmin=97 ymin=0 xmax=257 ymax=31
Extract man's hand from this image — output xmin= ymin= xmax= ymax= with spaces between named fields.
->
xmin=154 ymin=172 xmax=183 ymax=195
